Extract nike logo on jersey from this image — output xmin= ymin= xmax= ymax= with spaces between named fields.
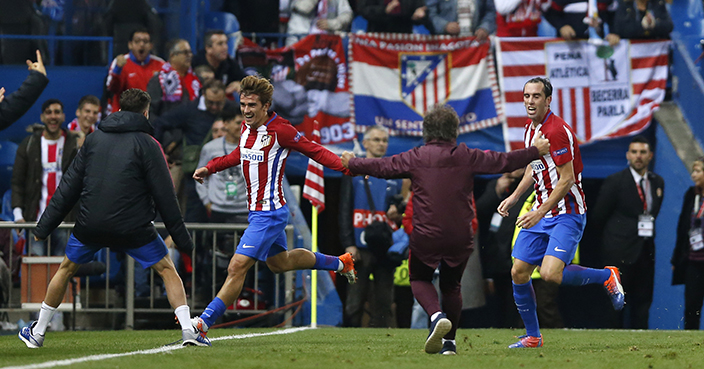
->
xmin=242 ymin=245 xmax=255 ymax=248
xmin=241 ymin=148 xmax=264 ymax=162
xmin=554 ymin=246 xmax=567 ymax=252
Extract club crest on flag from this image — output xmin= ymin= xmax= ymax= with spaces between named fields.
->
xmin=400 ymin=53 xmax=451 ymax=115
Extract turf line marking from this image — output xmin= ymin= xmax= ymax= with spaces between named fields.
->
xmin=5 ymin=327 xmax=313 ymax=369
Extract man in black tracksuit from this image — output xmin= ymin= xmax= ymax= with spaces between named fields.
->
xmin=18 ymin=89 xmax=210 ymax=349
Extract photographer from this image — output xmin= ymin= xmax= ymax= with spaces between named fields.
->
xmin=339 ymin=126 xmax=402 ymax=328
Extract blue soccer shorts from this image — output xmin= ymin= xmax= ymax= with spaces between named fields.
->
xmin=511 ymin=213 xmax=586 ymax=266
xmin=65 ymin=234 xmax=168 ymax=269
xmin=236 ymin=205 xmax=289 ymax=261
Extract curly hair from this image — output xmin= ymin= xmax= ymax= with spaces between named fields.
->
xmin=240 ymin=75 xmax=274 ymax=106
xmin=422 ymin=104 xmax=459 ymax=143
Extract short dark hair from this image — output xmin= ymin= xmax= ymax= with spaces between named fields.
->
xmin=630 ymin=135 xmax=651 ymax=149
xmin=129 ymin=28 xmax=150 ymax=42
xmin=166 ymin=38 xmax=189 ymax=57
xmin=194 ymin=64 xmax=214 ymax=77
xmin=695 ymin=157 xmax=704 ymax=168
xmin=41 ymin=99 xmax=64 ymax=113
xmin=423 ymin=104 xmax=459 ymax=143
xmin=204 ymin=30 xmax=227 ymax=47
xmin=524 ymin=77 xmax=553 ymax=98
xmin=119 ymin=89 xmax=151 ymax=114
xmin=77 ymin=95 xmax=100 ymax=110
xmin=220 ymin=105 xmax=241 ymax=122
xmin=203 ymin=79 xmax=226 ymax=95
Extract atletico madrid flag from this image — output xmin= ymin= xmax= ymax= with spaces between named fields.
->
xmin=302 ymin=120 xmax=325 ymax=212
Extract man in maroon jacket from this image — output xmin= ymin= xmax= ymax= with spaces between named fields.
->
xmin=341 ymin=104 xmax=549 ymax=355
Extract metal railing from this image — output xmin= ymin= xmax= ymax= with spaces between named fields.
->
xmin=0 ymin=34 xmax=113 ymax=66
xmin=0 ymin=222 xmax=296 ymax=329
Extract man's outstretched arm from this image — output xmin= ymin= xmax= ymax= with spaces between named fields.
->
xmin=0 ymin=51 xmax=49 ymax=130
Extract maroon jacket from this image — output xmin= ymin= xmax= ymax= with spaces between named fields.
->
xmin=348 ymin=139 xmax=540 ymax=267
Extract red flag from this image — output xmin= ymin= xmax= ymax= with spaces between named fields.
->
xmin=302 ymin=121 xmax=325 ymax=212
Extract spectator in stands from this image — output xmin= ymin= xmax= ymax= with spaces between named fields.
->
xmin=285 ymin=0 xmax=354 ymax=46
xmin=339 ymin=126 xmax=401 ymax=328
xmin=194 ymin=64 xmax=216 ymax=87
xmin=67 ymin=95 xmax=100 ymax=138
xmin=222 ymin=0 xmax=280 ymax=47
xmin=357 ymin=0 xmax=431 ymax=34
xmin=154 ymin=80 xmax=233 ymax=223
xmin=672 ymin=157 xmax=704 ymax=330
xmin=102 ymin=0 xmax=162 ymax=57
xmin=495 ymin=0 xmax=549 ymax=37
xmin=192 ymin=30 xmax=246 ymax=99
xmin=147 ymin=38 xmax=201 ymax=119
xmin=190 ymin=107 xmax=244 ymax=298
xmin=196 ymin=107 xmax=248 ymax=291
xmin=12 ymin=99 xmax=79 ymax=256
xmin=0 ymin=50 xmax=48 ymax=130
xmin=211 ymin=117 xmax=227 ymax=140
xmin=426 ymin=0 xmax=497 ymax=40
xmin=105 ymin=28 xmax=165 ymax=115
xmin=0 ymin=0 xmax=47 ymax=65
xmin=543 ymin=0 xmax=620 ymax=45
xmin=612 ymin=0 xmax=673 ymax=40
xmin=591 ymin=135 xmax=664 ymax=329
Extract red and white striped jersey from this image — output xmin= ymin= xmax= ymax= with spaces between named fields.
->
xmin=39 ymin=134 xmax=66 ymax=219
xmin=524 ymin=110 xmax=586 ymax=217
xmin=206 ymin=112 xmax=350 ymax=212
xmin=67 ymin=118 xmax=95 ymax=134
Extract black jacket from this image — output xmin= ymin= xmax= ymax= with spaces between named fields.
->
xmin=33 ymin=111 xmax=193 ymax=253
xmin=672 ymin=186 xmax=699 ymax=285
xmin=358 ymin=0 xmax=430 ymax=34
xmin=613 ymin=0 xmax=673 ymax=39
xmin=0 ymin=71 xmax=49 ymax=130
xmin=591 ymin=168 xmax=664 ymax=265
xmin=192 ymin=51 xmax=246 ymax=90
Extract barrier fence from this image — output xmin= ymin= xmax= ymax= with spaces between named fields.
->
xmin=0 ymin=222 xmax=296 ymax=330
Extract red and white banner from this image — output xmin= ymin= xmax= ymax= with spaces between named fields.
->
xmin=496 ymin=38 xmax=670 ymax=151
xmin=351 ymin=34 xmax=502 ymax=136
xmin=302 ymin=120 xmax=325 ymax=212
xmin=238 ymin=34 xmax=354 ymax=145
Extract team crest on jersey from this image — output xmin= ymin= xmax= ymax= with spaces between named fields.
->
xmin=260 ymin=134 xmax=272 ymax=147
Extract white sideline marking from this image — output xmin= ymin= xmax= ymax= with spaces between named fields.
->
xmin=5 ymin=327 xmax=313 ymax=369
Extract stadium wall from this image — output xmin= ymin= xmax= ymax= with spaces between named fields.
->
xmin=0 ymin=66 xmax=105 ymax=143
xmin=651 ymin=124 xmax=693 ymax=329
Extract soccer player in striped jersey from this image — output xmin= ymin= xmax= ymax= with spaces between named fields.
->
xmin=498 ymin=77 xmax=625 ymax=348
xmin=190 ymin=75 xmax=356 ymax=342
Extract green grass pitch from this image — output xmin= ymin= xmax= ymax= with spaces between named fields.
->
xmin=2 ymin=327 xmax=704 ymax=369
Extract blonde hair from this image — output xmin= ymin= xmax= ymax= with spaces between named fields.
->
xmin=240 ymin=75 xmax=274 ymax=106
